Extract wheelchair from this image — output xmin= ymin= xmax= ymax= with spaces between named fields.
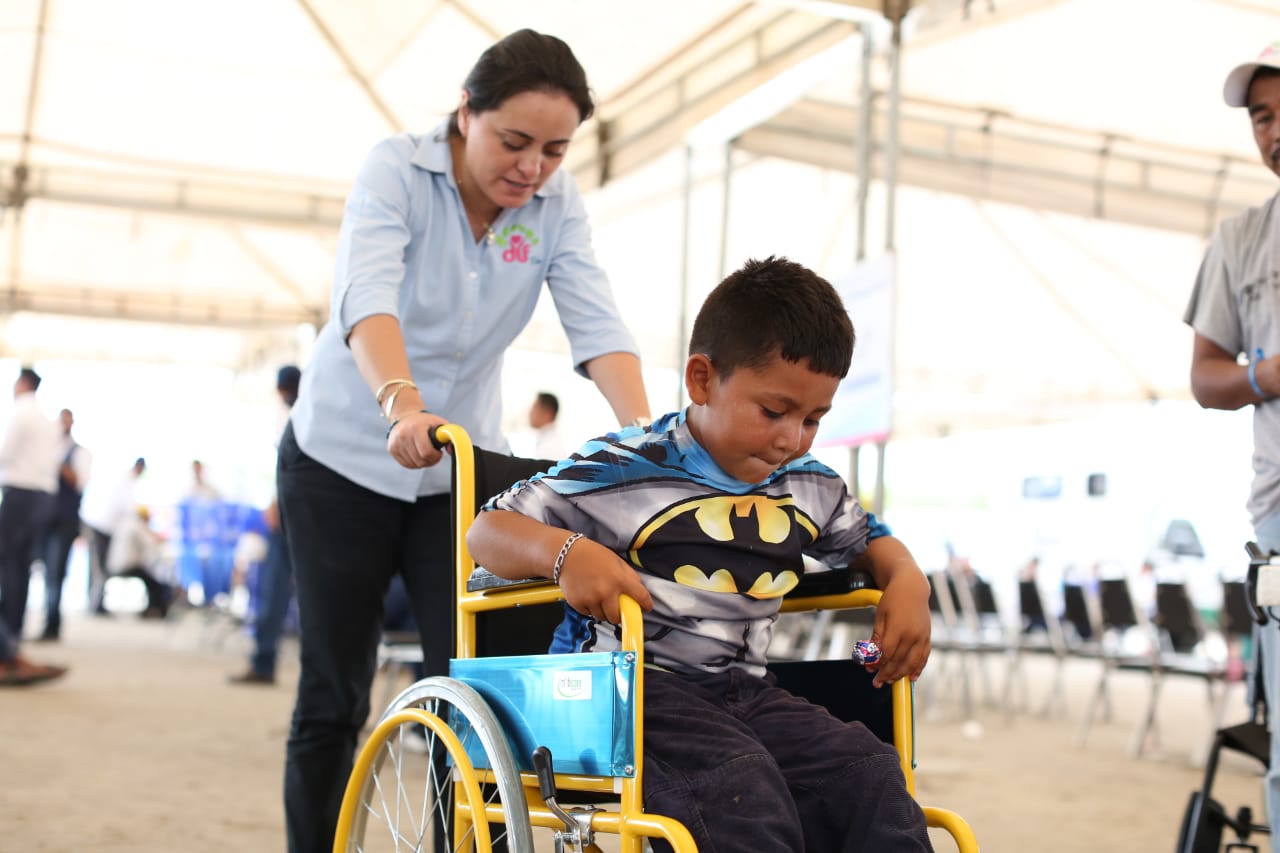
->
xmin=333 ymin=424 xmax=981 ymax=852
xmin=1175 ymin=542 xmax=1276 ymax=853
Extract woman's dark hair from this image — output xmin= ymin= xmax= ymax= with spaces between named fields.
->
xmin=689 ymin=256 xmax=855 ymax=380
xmin=448 ymin=29 xmax=594 ymax=135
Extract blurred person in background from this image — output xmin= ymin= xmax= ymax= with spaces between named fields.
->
xmin=0 ymin=617 xmax=65 ymax=686
xmin=105 ymin=504 xmax=173 ymax=619
xmin=0 ymin=366 xmax=61 ymax=642
xmin=80 ymin=456 xmax=146 ymax=615
xmin=36 ymin=408 xmax=92 ymax=642
xmin=185 ymin=459 xmax=221 ymax=502
xmin=529 ymin=390 xmax=567 ymax=460
xmin=229 ymin=364 xmax=301 ymax=686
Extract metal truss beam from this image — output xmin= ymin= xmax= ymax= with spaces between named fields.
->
xmin=737 ymin=96 xmax=1276 ymax=238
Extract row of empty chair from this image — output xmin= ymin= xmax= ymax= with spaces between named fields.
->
xmin=919 ymin=568 xmax=1253 ymax=765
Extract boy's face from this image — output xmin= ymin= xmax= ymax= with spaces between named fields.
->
xmin=685 ymin=351 xmax=839 ymax=484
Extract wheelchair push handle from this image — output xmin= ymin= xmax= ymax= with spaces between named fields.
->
xmin=429 ymin=425 xmax=448 ymax=451
xmin=1244 ymin=541 xmax=1280 ymax=626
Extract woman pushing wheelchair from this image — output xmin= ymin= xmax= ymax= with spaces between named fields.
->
xmin=277 ymin=29 xmax=650 ymax=853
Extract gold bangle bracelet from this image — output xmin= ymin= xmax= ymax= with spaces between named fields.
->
xmin=375 ymin=378 xmax=415 ymax=408
xmin=382 ymin=383 xmax=418 ymax=420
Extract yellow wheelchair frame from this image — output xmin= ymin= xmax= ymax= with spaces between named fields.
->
xmin=334 ymin=424 xmax=980 ymax=852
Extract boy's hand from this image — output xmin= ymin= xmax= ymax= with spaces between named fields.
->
xmin=556 ymin=537 xmax=653 ymax=624
xmin=867 ymin=574 xmax=932 ymax=688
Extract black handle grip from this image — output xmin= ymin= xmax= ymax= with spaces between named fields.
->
xmin=1246 ymin=542 xmax=1271 ymax=626
xmin=532 ymin=746 xmax=556 ymax=801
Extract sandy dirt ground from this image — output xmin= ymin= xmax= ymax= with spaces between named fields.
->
xmin=3 ymin=608 xmax=1269 ymax=852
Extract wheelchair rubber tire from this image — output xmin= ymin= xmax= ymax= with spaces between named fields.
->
xmin=335 ymin=676 xmax=535 ymax=852
xmin=1176 ymin=790 xmax=1226 ymax=853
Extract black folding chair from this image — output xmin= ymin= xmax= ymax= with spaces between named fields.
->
xmin=1003 ymin=579 xmax=1068 ymax=718
xmin=1077 ymin=578 xmax=1157 ymax=750
xmin=1143 ymin=582 xmax=1229 ymax=761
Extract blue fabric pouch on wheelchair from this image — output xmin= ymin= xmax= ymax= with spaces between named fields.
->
xmin=449 ymin=651 xmax=637 ymax=778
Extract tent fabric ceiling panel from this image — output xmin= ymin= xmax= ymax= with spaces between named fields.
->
xmin=569 ymin=7 xmax=860 ymax=190
xmin=18 ymin=162 xmax=348 ymax=228
xmin=738 ymin=92 xmax=1277 ymax=237
xmin=899 ymin=0 xmax=1276 ymax=159
xmin=31 ymin=0 xmax=382 ymax=180
xmin=2 ymin=0 xmax=1279 ymax=439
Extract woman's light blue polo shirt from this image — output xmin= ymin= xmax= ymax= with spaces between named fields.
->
xmin=291 ymin=123 xmax=639 ymax=501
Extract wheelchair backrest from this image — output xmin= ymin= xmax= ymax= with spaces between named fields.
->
xmin=452 ymin=445 xmax=566 ymax=659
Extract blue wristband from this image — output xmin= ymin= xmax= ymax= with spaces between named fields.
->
xmin=1250 ymin=348 xmax=1268 ymax=400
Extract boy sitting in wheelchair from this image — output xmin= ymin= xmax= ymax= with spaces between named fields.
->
xmin=467 ymin=256 xmax=935 ymax=852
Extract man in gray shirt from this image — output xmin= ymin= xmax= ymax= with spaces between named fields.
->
xmin=1184 ymin=41 xmax=1280 ymax=841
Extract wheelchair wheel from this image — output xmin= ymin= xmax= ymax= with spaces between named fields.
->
xmin=334 ymin=677 xmax=535 ymax=852
xmin=1176 ymin=790 xmax=1225 ymax=853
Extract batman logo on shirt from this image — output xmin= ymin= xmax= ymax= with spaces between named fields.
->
xmin=627 ymin=494 xmax=817 ymax=599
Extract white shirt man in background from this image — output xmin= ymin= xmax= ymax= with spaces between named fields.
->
xmin=529 ymin=391 xmax=568 ymax=461
xmin=0 ymin=366 xmax=62 ymax=641
xmin=80 ymin=456 xmax=145 ymax=614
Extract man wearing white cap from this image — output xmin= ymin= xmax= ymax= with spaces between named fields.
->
xmin=1185 ymin=41 xmax=1280 ymax=843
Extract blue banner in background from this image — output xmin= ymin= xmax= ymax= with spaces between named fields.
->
xmin=175 ymin=499 xmax=266 ymax=601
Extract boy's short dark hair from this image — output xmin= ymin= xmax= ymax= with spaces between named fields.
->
xmin=688 ymin=256 xmax=855 ymax=379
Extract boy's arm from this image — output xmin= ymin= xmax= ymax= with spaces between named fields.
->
xmin=467 ymin=509 xmax=653 ymax=624
xmin=862 ymin=535 xmax=932 ymax=688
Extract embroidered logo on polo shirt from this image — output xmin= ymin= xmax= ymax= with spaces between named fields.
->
xmin=495 ymin=224 xmax=539 ymax=263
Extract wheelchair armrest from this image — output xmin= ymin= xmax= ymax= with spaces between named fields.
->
xmin=785 ymin=567 xmax=876 ymax=599
xmin=466 ymin=566 xmax=553 ymax=593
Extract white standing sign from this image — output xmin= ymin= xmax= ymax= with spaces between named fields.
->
xmin=818 ymin=253 xmax=894 ymax=448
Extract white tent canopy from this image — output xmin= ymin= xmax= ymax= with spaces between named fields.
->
xmin=2 ymin=0 xmax=1279 ymax=441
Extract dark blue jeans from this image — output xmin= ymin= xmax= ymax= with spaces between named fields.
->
xmin=643 ymin=667 xmax=934 ymax=853
xmin=40 ymin=516 xmax=80 ymax=638
xmin=248 ymin=526 xmax=293 ymax=678
xmin=276 ymin=424 xmax=454 ymax=853
xmin=0 ymin=487 xmax=53 ymax=639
